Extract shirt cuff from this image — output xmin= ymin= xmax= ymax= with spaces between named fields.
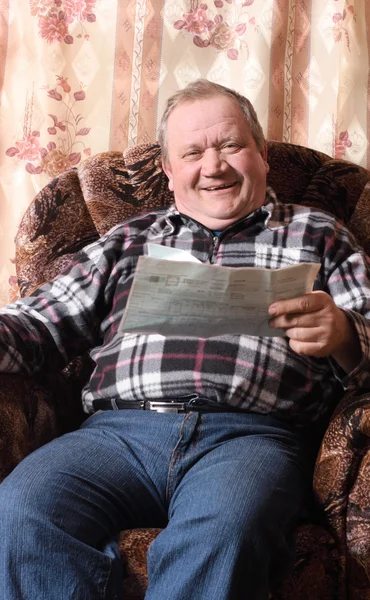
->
xmin=329 ymin=309 xmax=370 ymax=391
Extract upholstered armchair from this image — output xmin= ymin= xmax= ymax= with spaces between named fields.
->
xmin=2 ymin=141 xmax=370 ymax=600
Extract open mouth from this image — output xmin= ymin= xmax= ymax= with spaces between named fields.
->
xmin=203 ymin=182 xmax=236 ymax=192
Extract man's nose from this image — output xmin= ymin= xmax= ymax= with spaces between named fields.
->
xmin=201 ymin=149 xmax=228 ymax=176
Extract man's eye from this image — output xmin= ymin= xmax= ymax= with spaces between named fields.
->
xmin=222 ymin=143 xmax=239 ymax=152
xmin=184 ymin=151 xmax=201 ymax=159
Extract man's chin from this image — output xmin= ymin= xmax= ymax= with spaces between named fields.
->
xmin=198 ymin=213 xmax=243 ymax=231
xmin=175 ymin=200 xmax=251 ymax=230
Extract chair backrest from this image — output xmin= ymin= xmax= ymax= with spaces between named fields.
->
xmin=15 ymin=141 xmax=370 ymax=298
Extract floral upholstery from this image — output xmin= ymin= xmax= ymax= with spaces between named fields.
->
xmin=3 ymin=140 xmax=370 ymax=599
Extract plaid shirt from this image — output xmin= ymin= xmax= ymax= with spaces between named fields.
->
xmin=1 ymin=189 xmax=370 ymax=426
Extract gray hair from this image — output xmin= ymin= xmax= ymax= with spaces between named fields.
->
xmin=158 ymin=79 xmax=265 ymax=164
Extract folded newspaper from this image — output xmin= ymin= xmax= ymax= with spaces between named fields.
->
xmin=118 ymin=245 xmax=320 ymax=338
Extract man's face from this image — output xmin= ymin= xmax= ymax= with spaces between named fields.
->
xmin=162 ymin=95 xmax=269 ymax=230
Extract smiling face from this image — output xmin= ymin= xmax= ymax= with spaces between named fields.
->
xmin=162 ymin=94 xmax=269 ymax=230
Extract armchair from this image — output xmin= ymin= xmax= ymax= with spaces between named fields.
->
xmin=2 ymin=140 xmax=370 ymax=599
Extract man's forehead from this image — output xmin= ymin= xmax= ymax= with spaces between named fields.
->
xmin=167 ymin=95 xmax=248 ymax=137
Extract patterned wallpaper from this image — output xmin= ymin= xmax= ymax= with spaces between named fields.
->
xmin=0 ymin=0 xmax=369 ymax=303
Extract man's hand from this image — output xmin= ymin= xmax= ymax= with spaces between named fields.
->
xmin=268 ymin=291 xmax=362 ymax=373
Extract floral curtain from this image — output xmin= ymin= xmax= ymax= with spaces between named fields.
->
xmin=0 ymin=0 xmax=369 ymax=304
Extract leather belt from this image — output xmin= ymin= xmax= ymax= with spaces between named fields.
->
xmin=92 ymin=398 xmax=245 ymax=414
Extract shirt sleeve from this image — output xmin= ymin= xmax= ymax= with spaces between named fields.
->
xmin=0 ymin=232 xmax=119 ymax=375
xmin=322 ymin=220 xmax=370 ymax=390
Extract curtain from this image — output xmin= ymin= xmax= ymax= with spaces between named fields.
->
xmin=0 ymin=0 xmax=369 ymax=304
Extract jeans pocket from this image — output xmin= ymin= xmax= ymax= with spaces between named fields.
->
xmin=81 ymin=409 xmax=104 ymax=428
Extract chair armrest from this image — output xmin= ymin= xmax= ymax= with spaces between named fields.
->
xmin=314 ymin=390 xmax=370 ymax=519
xmin=314 ymin=390 xmax=370 ymax=592
xmin=0 ymin=366 xmax=87 ymax=484
xmin=0 ymin=373 xmax=61 ymax=483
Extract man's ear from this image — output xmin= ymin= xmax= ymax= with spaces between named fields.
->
xmin=162 ymin=160 xmax=174 ymax=191
xmin=261 ymin=142 xmax=269 ymax=173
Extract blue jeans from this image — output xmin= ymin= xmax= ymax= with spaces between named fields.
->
xmin=0 ymin=410 xmax=307 ymax=600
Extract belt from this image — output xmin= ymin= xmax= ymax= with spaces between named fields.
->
xmin=92 ymin=398 xmax=246 ymax=414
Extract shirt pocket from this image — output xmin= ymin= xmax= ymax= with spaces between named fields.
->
xmin=253 ymin=245 xmax=321 ymax=270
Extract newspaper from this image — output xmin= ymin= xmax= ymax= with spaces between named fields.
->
xmin=118 ymin=246 xmax=320 ymax=338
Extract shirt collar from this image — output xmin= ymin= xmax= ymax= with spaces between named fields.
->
xmin=163 ymin=186 xmax=285 ymax=232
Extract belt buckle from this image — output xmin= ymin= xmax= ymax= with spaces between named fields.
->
xmin=145 ymin=401 xmax=186 ymax=414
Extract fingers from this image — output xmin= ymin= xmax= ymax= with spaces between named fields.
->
xmin=277 ymin=325 xmax=322 ymax=342
xmin=268 ymin=292 xmax=340 ymax=358
xmin=269 ymin=312 xmax=318 ymax=330
xmin=275 ymin=323 xmax=333 ymax=357
xmin=288 ymin=338 xmax=328 ymax=357
xmin=269 ymin=291 xmax=329 ymax=318
xmin=267 ymin=292 xmax=359 ymax=365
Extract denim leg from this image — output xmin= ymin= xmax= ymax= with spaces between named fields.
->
xmin=146 ymin=413 xmax=306 ymax=600
xmin=0 ymin=410 xmax=186 ymax=600
xmin=0 ymin=410 xmax=308 ymax=600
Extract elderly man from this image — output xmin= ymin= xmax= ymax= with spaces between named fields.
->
xmin=0 ymin=79 xmax=369 ymax=600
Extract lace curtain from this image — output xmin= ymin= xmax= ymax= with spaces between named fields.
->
xmin=0 ymin=0 xmax=369 ymax=303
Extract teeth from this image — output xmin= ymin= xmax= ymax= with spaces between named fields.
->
xmin=205 ymin=183 xmax=233 ymax=191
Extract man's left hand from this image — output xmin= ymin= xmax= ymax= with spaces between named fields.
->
xmin=268 ymin=291 xmax=361 ymax=372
